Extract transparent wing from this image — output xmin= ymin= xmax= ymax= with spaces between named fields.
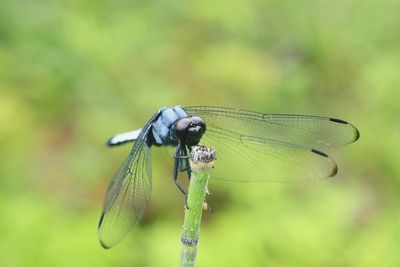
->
xmin=98 ymin=139 xmax=152 ymax=249
xmin=98 ymin=110 xmax=162 ymax=248
xmin=184 ymin=106 xmax=359 ymax=149
xmin=201 ymin=128 xmax=337 ymax=182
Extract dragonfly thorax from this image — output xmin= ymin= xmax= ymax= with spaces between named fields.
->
xmin=151 ymin=106 xmax=194 ymax=146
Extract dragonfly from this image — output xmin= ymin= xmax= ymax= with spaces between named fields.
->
xmin=98 ymin=106 xmax=360 ymax=248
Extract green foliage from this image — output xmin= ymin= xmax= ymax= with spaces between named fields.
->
xmin=1 ymin=0 xmax=399 ymax=266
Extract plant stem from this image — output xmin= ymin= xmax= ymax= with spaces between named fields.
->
xmin=180 ymin=145 xmax=216 ymax=267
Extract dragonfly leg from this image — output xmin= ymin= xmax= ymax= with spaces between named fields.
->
xmin=182 ymin=145 xmax=192 ymax=180
xmin=173 ymin=158 xmax=190 ymax=206
xmin=173 ymin=146 xmax=179 ymax=180
xmin=174 ymin=144 xmax=192 ymax=180
xmin=173 ymin=143 xmax=189 ymax=208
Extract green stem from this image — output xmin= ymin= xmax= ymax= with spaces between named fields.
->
xmin=180 ymin=145 xmax=216 ymax=267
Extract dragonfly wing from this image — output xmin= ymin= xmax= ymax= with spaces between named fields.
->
xmin=98 ymin=140 xmax=152 ymax=248
xmin=200 ymin=128 xmax=337 ymax=182
xmin=184 ymin=106 xmax=359 ymax=149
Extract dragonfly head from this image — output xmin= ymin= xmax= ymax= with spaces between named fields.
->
xmin=174 ymin=116 xmax=206 ymax=146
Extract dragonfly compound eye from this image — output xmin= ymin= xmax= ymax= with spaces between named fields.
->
xmin=174 ymin=118 xmax=191 ymax=140
xmin=173 ymin=116 xmax=206 ymax=146
xmin=185 ymin=116 xmax=206 ymax=146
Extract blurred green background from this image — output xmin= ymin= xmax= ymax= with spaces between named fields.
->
xmin=1 ymin=0 xmax=399 ymax=266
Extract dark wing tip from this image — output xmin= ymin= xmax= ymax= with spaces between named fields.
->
xmin=98 ymin=212 xmax=105 ymax=228
xmin=329 ymin=117 xmax=360 ymax=143
xmin=329 ymin=117 xmax=348 ymax=124
xmin=99 ymin=239 xmax=112 ymax=249
xmin=330 ymin=164 xmax=338 ymax=177
xmin=311 ymin=148 xmax=338 ymax=177
xmin=311 ymin=148 xmax=329 ymax=157
xmin=98 ymin=213 xmax=113 ymax=249
xmin=354 ymin=127 xmax=360 ymax=142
